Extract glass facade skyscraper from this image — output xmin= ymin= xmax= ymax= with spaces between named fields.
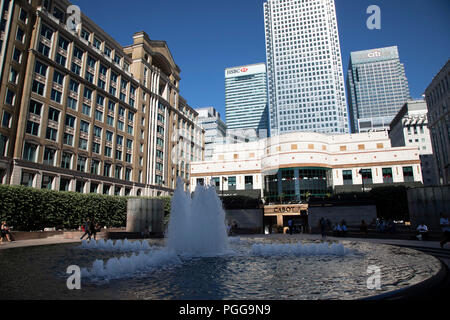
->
xmin=263 ymin=0 xmax=349 ymax=136
xmin=225 ymin=63 xmax=268 ymax=134
xmin=346 ymin=46 xmax=411 ymax=133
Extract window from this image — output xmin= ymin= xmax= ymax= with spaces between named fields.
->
xmin=5 ymin=90 xmax=15 ymax=105
xmin=67 ymin=97 xmax=78 ymax=110
xmin=32 ymin=80 xmax=45 ymax=95
xmin=104 ymin=163 xmax=111 ymax=177
xmin=21 ymin=172 xmax=35 ymax=187
xmin=61 ymin=152 xmax=72 ymax=169
xmin=87 ymin=55 xmax=96 ymax=68
xmin=2 ymin=111 xmax=12 ymax=128
xmin=82 ymin=104 xmax=91 ymax=116
xmin=228 ymin=176 xmax=237 ymax=190
xmin=71 ymin=63 xmax=81 ymax=75
xmin=23 ymin=142 xmax=37 ymax=162
xmin=103 ymin=184 xmax=111 ymax=195
xmin=73 ymin=46 xmax=83 ymax=60
xmin=125 ymin=168 xmax=131 ymax=181
xmin=9 ymin=68 xmax=19 ymax=84
xmin=81 ymin=29 xmax=90 ymax=42
xmin=80 ymin=120 xmax=89 ymax=133
xmin=99 ymin=64 xmax=107 ymax=76
xmin=52 ymin=7 xmax=65 ymax=21
xmin=65 ymin=114 xmax=75 ymax=128
xmin=58 ymin=36 xmax=69 ymax=51
xmin=13 ymin=47 xmax=22 ymax=62
xmin=46 ymin=127 xmax=57 ymax=141
xmin=50 ymin=89 xmax=62 ymax=103
xmin=116 ymin=135 xmax=123 ymax=146
xmin=245 ymin=176 xmax=253 ymax=190
xmin=118 ymin=106 xmax=125 ymax=117
xmin=115 ymin=165 xmax=122 ymax=179
xmin=48 ymin=108 xmax=60 ymax=122
xmin=343 ymin=170 xmax=353 ymax=185
xmin=91 ymin=160 xmax=100 ymax=175
xmin=0 ymin=135 xmax=8 ymax=157
xmin=93 ymin=38 xmax=101 ymax=49
xmin=83 ymin=87 xmax=92 ymax=100
xmin=92 ymin=142 xmax=100 ymax=154
xmin=107 ymin=115 xmax=114 ymax=126
xmin=16 ymin=27 xmax=25 ymax=42
xmin=403 ymin=166 xmax=414 ymax=182
xmin=43 ymin=147 xmax=56 ymax=166
xmin=53 ymin=71 xmax=64 ymax=85
xmin=35 ymin=61 xmax=48 ymax=77
xmin=41 ymin=175 xmax=54 ymax=189
xmin=63 ymin=133 xmax=73 ymax=146
xmin=79 ymin=138 xmax=88 ymax=150
xmin=26 ymin=121 xmax=39 ymax=136
xmin=115 ymin=150 xmax=122 ymax=160
xmin=95 ymin=110 xmax=103 ymax=122
xmin=360 ymin=169 xmax=372 ymax=185
xmin=106 ymin=130 xmax=113 ymax=142
xmin=104 ymin=46 xmax=111 ymax=57
xmin=69 ymin=79 xmax=79 ymax=93
xmin=126 ymin=139 xmax=133 ymax=149
xmin=382 ymin=168 xmax=393 ymax=183
xmin=60 ymin=178 xmax=71 ymax=191
xmin=104 ymin=146 xmax=112 ymax=157
xmin=77 ymin=156 xmax=87 ymax=172
xmin=40 ymin=24 xmax=53 ymax=40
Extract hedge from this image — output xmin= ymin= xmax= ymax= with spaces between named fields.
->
xmin=0 ymin=184 xmax=172 ymax=231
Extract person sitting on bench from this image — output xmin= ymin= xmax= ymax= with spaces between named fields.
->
xmin=416 ymin=223 xmax=429 ymax=241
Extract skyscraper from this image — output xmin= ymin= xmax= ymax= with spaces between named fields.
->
xmin=347 ymin=46 xmax=411 ymax=133
xmin=225 ymin=63 xmax=268 ymax=134
xmin=263 ymin=0 xmax=349 ymax=136
xmin=195 ymin=107 xmax=227 ymax=160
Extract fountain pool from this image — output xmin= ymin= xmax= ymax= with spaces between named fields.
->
xmin=0 ymin=180 xmax=443 ymax=300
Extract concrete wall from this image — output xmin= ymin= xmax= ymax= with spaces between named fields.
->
xmin=126 ymin=198 xmax=164 ymax=235
xmin=407 ymin=185 xmax=450 ymax=230
xmin=308 ymin=205 xmax=377 ymax=228
xmin=225 ymin=209 xmax=263 ymax=233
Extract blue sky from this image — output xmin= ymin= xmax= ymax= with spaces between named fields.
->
xmin=72 ymin=0 xmax=450 ymax=122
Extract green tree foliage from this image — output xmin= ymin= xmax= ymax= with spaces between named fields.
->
xmin=0 ymin=185 xmax=173 ymax=231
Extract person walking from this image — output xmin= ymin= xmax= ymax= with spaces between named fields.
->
xmin=288 ymin=219 xmax=293 ymax=235
xmin=80 ymin=218 xmax=91 ymax=240
xmin=319 ymin=217 xmax=327 ymax=239
xmin=1 ymin=221 xmax=14 ymax=242
xmin=439 ymin=213 xmax=450 ymax=248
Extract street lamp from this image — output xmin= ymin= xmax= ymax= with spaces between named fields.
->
xmin=221 ymin=177 xmax=227 ymax=200
xmin=359 ymin=169 xmax=365 ymax=192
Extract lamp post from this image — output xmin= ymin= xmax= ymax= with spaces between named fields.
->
xmin=221 ymin=177 xmax=227 ymax=200
xmin=359 ymin=169 xmax=365 ymax=192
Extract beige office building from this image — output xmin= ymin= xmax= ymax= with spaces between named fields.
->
xmin=424 ymin=59 xmax=450 ymax=185
xmin=0 ymin=0 xmax=204 ymax=196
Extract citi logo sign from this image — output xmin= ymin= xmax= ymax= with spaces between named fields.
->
xmin=368 ymin=51 xmax=382 ymax=58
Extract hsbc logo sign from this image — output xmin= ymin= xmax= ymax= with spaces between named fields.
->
xmin=226 ymin=67 xmax=250 ymax=76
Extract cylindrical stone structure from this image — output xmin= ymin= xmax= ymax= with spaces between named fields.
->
xmin=126 ymin=198 xmax=164 ymax=235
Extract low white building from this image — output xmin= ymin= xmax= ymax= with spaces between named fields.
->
xmin=389 ymin=100 xmax=438 ymax=186
xmin=190 ymin=131 xmax=423 ymax=200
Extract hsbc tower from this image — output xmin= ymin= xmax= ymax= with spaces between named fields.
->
xmin=225 ymin=63 xmax=269 ymax=135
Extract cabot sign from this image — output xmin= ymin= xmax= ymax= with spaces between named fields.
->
xmin=264 ymin=204 xmax=308 ymax=216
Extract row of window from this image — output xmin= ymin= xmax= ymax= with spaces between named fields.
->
xmin=21 ymin=170 xmax=138 ymax=196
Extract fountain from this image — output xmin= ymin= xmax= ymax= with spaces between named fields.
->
xmin=0 ymin=178 xmax=444 ymax=300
